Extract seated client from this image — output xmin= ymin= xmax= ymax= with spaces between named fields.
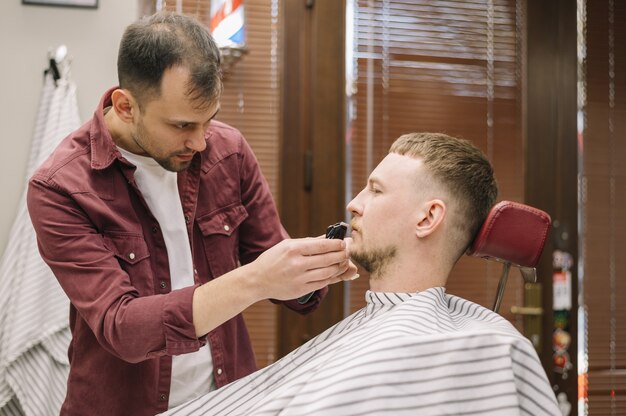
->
xmin=163 ymin=132 xmax=560 ymax=416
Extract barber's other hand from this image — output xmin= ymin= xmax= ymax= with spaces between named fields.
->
xmin=244 ymin=237 xmax=353 ymax=301
xmin=337 ymin=237 xmax=358 ymax=282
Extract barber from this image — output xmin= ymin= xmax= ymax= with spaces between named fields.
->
xmin=26 ymin=11 xmax=355 ymax=416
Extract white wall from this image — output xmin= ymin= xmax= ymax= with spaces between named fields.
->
xmin=0 ymin=1 xmax=138 ymax=254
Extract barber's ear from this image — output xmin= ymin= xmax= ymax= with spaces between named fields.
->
xmin=415 ymin=199 xmax=446 ymax=238
xmin=110 ymin=89 xmax=136 ymax=123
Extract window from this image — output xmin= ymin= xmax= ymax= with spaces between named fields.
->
xmin=346 ymin=0 xmax=525 ymax=320
xmin=578 ymin=0 xmax=626 ymax=413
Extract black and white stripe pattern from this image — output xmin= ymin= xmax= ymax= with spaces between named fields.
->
xmin=0 ymin=70 xmax=79 ymax=415
xmin=163 ymin=288 xmax=559 ymax=416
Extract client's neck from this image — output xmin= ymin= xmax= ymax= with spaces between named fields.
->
xmin=368 ymin=255 xmax=450 ymax=293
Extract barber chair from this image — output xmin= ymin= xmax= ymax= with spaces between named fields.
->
xmin=466 ymin=201 xmax=551 ymax=313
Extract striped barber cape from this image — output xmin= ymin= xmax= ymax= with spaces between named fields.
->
xmin=163 ymin=287 xmax=560 ymax=416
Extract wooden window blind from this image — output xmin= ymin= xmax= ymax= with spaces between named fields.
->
xmin=580 ymin=0 xmax=626 ymax=414
xmin=346 ymin=0 xmax=525 ymax=323
xmin=163 ymin=0 xmax=282 ymax=368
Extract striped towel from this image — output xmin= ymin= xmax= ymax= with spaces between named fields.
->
xmin=163 ymin=287 xmax=560 ymax=416
xmin=0 ymin=69 xmax=80 ymax=416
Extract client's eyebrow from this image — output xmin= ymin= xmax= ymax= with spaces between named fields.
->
xmin=368 ymin=177 xmax=385 ymax=189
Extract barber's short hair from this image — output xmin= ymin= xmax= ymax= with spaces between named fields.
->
xmin=390 ymin=132 xmax=498 ymax=254
xmin=117 ymin=11 xmax=222 ymax=110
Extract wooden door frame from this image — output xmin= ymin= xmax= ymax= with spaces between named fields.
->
xmin=525 ymin=0 xmax=578 ymax=411
xmin=278 ymin=0 xmax=346 ymax=357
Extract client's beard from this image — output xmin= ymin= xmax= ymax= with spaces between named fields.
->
xmin=351 ymin=245 xmax=397 ymax=279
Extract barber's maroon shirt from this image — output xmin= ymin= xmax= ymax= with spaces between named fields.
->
xmin=27 ymin=88 xmax=327 ymax=416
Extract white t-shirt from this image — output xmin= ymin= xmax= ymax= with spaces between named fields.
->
xmin=118 ymin=147 xmax=215 ymax=408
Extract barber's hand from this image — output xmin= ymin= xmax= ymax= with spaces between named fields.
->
xmin=245 ymin=237 xmax=354 ymax=301
xmin=191 ymin=236 xmax=359 ymax=337
xmin=318 ymin=235 xmax=358 ymax=284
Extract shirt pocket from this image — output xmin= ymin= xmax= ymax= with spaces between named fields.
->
xmin=197 ymin=203 xmax=249 ymax=278
xmin=102 ymin=232 xmax=153 ymax=295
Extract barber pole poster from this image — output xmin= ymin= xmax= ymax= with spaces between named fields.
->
xmin=210 ymin=0 xmax=245 ymax=47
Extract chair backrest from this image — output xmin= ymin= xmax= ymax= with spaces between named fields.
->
xmin=466 ymin=200 xmax=551 ymax=312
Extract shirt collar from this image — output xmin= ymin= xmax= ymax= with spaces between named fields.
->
xmin=365 ymin=291 xmax=416 ymax=306
xmin=90 ymin=86 xmax=125 ymax=171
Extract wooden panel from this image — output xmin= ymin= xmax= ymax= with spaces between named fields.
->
xmin=525 ymin=0 xmax=578 ymax=409
xmin=278 ymin=0 xmax=347 ymax=357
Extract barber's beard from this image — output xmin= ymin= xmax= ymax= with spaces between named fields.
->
xmin=131 ymin=122 xmax=190 ymax=172
xmin=351 ymin=245 xmax=397 ymax=279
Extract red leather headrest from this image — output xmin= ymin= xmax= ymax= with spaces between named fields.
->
xmin=467 ymin=201 xmax=551 ymax=268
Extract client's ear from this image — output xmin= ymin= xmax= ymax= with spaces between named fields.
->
xmin=415 ymin=199 xmax=446 ymax=238
xmin=110 ymin=89 xmax=137 ymax=123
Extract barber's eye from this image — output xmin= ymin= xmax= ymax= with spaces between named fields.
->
xmin=176 ymin=123 xmax=191 ymax=129
xmin=370 ymin=187 xmax=381 ymax=194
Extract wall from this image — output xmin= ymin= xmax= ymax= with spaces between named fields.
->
xmin=0 ymin=1 xmax=138 ymax=255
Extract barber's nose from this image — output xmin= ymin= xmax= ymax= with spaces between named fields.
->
xmin=186 ymin=130 xmax=207 ymax=152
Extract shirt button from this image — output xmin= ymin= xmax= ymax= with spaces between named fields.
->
xmin=216 ymin=368 xmax=223 ymax=375
xmin=128 ymin=252 xmax=135 ymax=260
xmin=223 ymin=224 xmax=230 ymax=232
xmin=184 ymin=215 xmax=190 ymax=224
xmin=159 ymin=393 xmax=167 ymax=401
xmin=194 ymin=269 xmax=198 ymax=275
xmin=151 ymin=226 xmax=158 ymax=233
xmin=159 ymin=281 xmax=167 ymax=289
